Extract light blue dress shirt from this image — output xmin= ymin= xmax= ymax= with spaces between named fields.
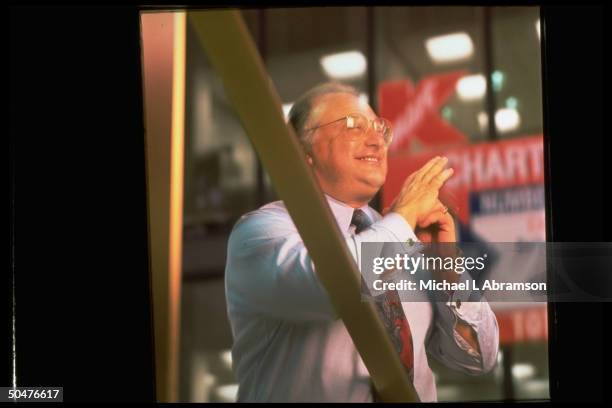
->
xmin=225 ymin=194 xmax=499 ymax=402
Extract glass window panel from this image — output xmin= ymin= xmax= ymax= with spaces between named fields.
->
xmin=491 ymin=7 xmax=543 ymax=138
xmin=183 ymin=16 xmax=260 ymax=229
xmin=375 ymin=7 xmax=488 ymax=147
xmin=173 ymin=7 xmax=550 ymax=402
xmin=179 ymin=13 xmax=262 ymax=402
xmin=375 ymin=6 xmax=549 ymax=402
xmin=265 ymin=7 xmax=369 ymax=202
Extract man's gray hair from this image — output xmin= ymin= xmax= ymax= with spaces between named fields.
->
xmin=288 ymin=82 xmax=359 ymax=149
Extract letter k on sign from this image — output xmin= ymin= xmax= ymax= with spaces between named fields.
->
xmin=378 ymin=72 xmax=469 ymax=153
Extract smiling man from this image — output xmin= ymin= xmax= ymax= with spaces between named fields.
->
xmin=224 ymin=82 xmax=499 ymax=402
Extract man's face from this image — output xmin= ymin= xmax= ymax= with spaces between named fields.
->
xmin=305 ymin=92 xmax=389 ymax=207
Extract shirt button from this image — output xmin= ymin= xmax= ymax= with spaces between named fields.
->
xmin=456 ymin=299 xmax=462 ymax=309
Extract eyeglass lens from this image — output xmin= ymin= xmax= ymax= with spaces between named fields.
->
xmin=346 ymin=114 xmax=392 ymax=144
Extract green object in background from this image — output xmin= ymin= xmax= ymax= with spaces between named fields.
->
xmin=442 ymin=106 xmax=453 ymax=121
xmin=492 ymin=70 xmax=504 ymax=92
xmin=505 ymin=97 xmax=518 ymax=110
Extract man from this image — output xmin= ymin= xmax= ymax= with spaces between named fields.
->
xmin=225 ymin=82 xmax=499 ymax=402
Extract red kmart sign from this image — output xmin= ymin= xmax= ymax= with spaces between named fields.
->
xmin=383 ymin=135 xmax=544 ymax=225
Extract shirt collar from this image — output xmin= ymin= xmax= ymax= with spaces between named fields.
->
xmin=324 ymin=194 xmax=371 ymax=233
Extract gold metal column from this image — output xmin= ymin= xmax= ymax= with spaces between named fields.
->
xmin=188 ymin=10 xmax=418 ymax=402
xmin=140 ymin=11 xmax=186 ymax=402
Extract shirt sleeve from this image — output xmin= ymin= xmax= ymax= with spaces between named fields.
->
xmin=352 ymin=212 xmax=500 ymax=374
xmin=225 ymin=210 xmax=418 ymax=322
xmin=426 ymin=286 xmax=499 ymax=374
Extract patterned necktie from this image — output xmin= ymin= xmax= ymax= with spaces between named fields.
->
xmin=351 ymin=209 xmax=415 ymax=398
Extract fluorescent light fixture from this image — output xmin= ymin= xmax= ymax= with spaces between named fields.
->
xmin=523 ymin=379 xmax=549 ymax=394
xmin=536 ymin=19 xmax=540 ymax=40
xmin=512 ymin=363 xmax=536 ymax=380
xmin=478 ymin=108 xmax=521 ymax=133
xmin=495 ymin=108 xmax=521 ymax=133
xmin=456 ymin=74 xmax=486 ymax=101
xmin=358 ymin=93 xmax=369 ymax=107
xmin=214 ymin=384 xmax=239 ymax=402
xmin=425 ymin=32 xmax=474 ymax=64
xmin=282 ymin=103 xmax=293 ymax=120
xmin=478 ymin=111 xmax=489 ymax=133
xmin=220 ymin=349 xmax=232 ymax=370
xmin=320 ymin=51 xmax=367 ymax=79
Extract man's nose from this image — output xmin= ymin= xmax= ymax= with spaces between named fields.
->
xmin=363 ymin=127 xmax=385 ymax=147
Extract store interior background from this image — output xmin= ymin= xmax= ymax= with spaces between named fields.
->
xmin=162 ymin=6 xmax=547 ymax=402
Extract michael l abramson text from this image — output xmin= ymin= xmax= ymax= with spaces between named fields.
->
xmin=372 ymin=279 xmax=547 ymax=292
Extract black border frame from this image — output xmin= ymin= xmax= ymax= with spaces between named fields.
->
xmin=9 ymin=5 xmax=156 ymax=402
xmin=540 ymin=5 xmax=608 ymax=403
xmin=8 ymin=3 xmax=609 ymax=403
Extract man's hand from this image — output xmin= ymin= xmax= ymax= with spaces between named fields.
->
xmin=416 ymin=200 xmax=460 ymax=281
xmin=417 ymin=202 xmax=481 ymax=353
xmin=415 ymin=200 xmax=456 ymax=244
xmin=384 ymin=156 xmax=454 ymax=230
xmin=383 ymin=158 xmax=481 ymax=354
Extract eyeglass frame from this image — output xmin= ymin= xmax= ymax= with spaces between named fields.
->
xmin=304 ymin=112 xmax=394 ymax=146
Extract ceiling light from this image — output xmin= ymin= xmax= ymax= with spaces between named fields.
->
xmin=478 ymin=111 xmax=489 ymax=133
xmin=320 ymin=51 xmax=367 ymax=79
xmin=478 ymin=108 xmax=521 ymax=133
xmin=358 ymin=93 xmax=369 ymax=107
xmin=495 ymin=108 xmax=521 ymax=133
xmin=456 ymin=74 xmax=486 ymax=101
xmin=425 ymin=32 xmax=474 ymax=64
xmin=220 ymin=349 xmax=232 ymax=370
xmin=512 ymin=363 xmax=536 ymax=380
xmin=524 ymin=379 xmax=549 ymax=394
xmin=214 ymin=384 xmax=239 ymax=402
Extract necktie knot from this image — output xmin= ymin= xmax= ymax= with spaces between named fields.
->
xmin=351 ymin=209 xmax=372 ymax=234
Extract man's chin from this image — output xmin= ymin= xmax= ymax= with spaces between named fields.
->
xmin=360 ymin=175 xmax=386 ymax=191
xmin=355 ymin=180 xmax=384 ymax=200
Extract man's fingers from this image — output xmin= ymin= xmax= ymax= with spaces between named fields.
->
xmin=421 ymin=156 xmax=448 ymax=183
xmin=399 ymin=171 xmax=417 ymax=195
xmin=419 ymin=201 xmax=448 ymax=227
xmin=406 ymin=171 xmax=417 ymax=185
xmin=418 ymin=210 xmax=446 ymax=228
xmin=400 ymin=156 xmax=449 ymax=197
xmin=415 ymin=228 xmax=433 ymax=243
xmin=430 ymin=167 xmax=454 ymax=188
xmin=431 ymin=200 xmax=447 ymax=213
xmin=417 ymin=156 xmax=445 ymax=181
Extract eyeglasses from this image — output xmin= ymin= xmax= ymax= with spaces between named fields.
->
xmin=305 ymin=112 xmax=394 ymax=146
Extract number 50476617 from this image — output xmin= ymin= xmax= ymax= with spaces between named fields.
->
xmin=3 ymin=387 xmax=62 ymax=401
